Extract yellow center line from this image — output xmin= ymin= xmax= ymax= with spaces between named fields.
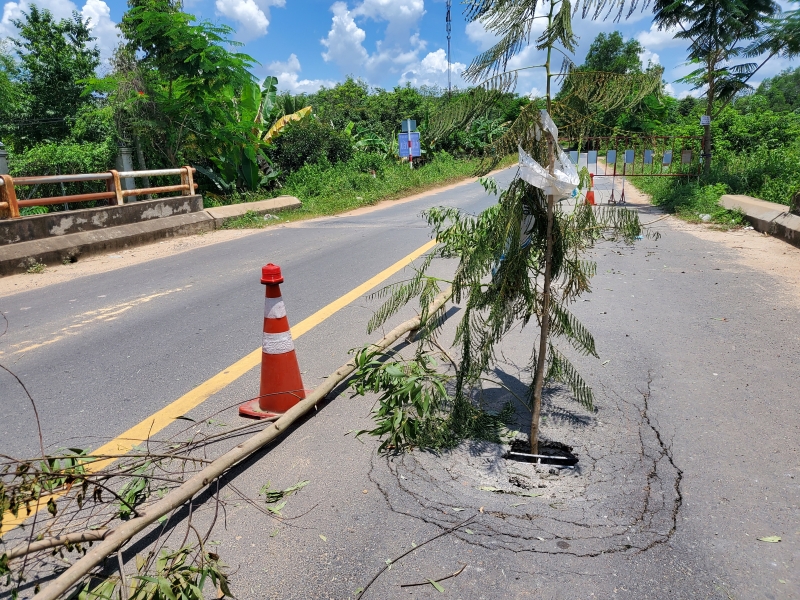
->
xmin=1 ymin=239 xmax=436 ymax=537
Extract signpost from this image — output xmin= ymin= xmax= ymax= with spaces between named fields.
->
xmin=399 ymin=119 xmax=420 ymax=169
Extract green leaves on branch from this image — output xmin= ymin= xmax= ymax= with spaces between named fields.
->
xmin=349 ymin=348 xmax=451 ymax=454
xmin=117 ymin=461 xmax=152 ymax=520
xmin=78 ymin=546 xmax=233 ymax=600
xmin=260 ymin=479 xmax=309 ymax=515
xmin=0 ymin=448 xmax=94 ymax=522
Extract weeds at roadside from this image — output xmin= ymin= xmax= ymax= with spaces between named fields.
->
xmin=220 ymin=211 xmax=279 ymax=230
xmin=207 ymin=153 xmax=516 ymax=228
xmin=632 ymin=178 xmax=747 ymax=227
xmin=25 ymin=261 xmax=46 ymax=274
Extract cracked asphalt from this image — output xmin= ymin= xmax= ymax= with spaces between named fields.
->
xmin=1 ymin=172 xmax=798 ymax=599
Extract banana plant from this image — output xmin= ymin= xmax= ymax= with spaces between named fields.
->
xmin=262 ymin=106 xmax=312 ymax=143
xmin=202 ymin=77 xmax=282 ymax=192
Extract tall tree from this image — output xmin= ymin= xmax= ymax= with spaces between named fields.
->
xmin=652 ymin=0 xmax=779 ymax=173
xmin=108 ymin=0 xmax=256 ymax=167
xmin=10 ymin=5 xmax=100 ymax=148
xmin=583 ymin=31 xmax=644 ymax=74
xmin=0 ymin=41 xmax=24 ymax=146
xmin=559 ymin=31 xmax=667 ymax=135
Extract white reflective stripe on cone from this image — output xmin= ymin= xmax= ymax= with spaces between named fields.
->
xmin=262 ymin=331 xmax=294 ymax=354
xmin=264 ymin=297 xmax=287 ymax=319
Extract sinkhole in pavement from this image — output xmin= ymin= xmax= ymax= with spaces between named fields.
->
xmin=505 ymin=438 xmax=579 ymax=467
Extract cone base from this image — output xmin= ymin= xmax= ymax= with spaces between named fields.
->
xmin=238 ymin=391 xmax=315 ymax=420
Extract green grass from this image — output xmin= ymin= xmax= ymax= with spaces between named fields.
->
xmin=630 ymin=143 xmax=800 ymax=227
xmin=204 ymin=152 xmax=515 ymax=227
xmin=632 ymin=178 xmax=747 ymax=228
xmin=26 ymin=261 xmax=46 ymax=274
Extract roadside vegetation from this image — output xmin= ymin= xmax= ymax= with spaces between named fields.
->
xmin=0 ymin=2 xmax=527 ymax=219
xmin=634 ymin=70 xmax=800 ymax=224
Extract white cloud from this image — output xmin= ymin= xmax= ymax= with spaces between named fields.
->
xmin=677 ymin=88 xmax=703 ymax=99
xmin=465 ymin=20 xmax=497 ymax=51
xmin=268 ymin=53 xmax=337 ymax=93
xmin=400 ymin=48 xmax=466 ymax=87
xmin=527 ymin=86 xmax=542 ymax=98
xmin=1 ymin=0 xmax=118 ymax=65
xmin=1 ymin=0 xmax=77 ymax=38
xmin=321 ymin=0 xmax=427 ymax=81
xmin=215 ymin=0 xmax=284 ymax=41
xmin=353 ymin=0 xmax=423 ymax=44
xmin=636 ymin=23 xmax=683 ymax=50
xmin=639 ymin=48 xmax=660 ymax=68
xmin=81 ymin=0 xmax=118 ymax=63
xmin=321 ymin=1 xmax=369 ymax=70
xmin=664 ymin=82 xmax=676 ymax=96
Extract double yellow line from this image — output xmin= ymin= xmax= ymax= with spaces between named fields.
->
xmin=1 ymin=240 xmax=436 ymax=537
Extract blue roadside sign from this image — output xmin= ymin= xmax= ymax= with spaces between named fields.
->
xmin=398 ymin=132 xmax=421 ymax=158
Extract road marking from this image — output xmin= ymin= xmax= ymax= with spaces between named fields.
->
xmin=1 ymin=287 xmax=188 ymax=357
xmin=1 ymin=239 xmax=436 ymax=536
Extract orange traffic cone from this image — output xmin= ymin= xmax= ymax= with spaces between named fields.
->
xmin=586 ymin=173 xmax=596 ymax=205
xmin=239 ymin=264 xmax=308 ymax=419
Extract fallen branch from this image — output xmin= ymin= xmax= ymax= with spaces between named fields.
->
xmin=399 ymin=563 xmax=467 ymax=588
xmin=641 ymin=214 xmax=670 ymax=226
xmin=33 ymin=288 xmax=452 ymax=600
xmin=7 ymin=529 xmax=109 ymax=560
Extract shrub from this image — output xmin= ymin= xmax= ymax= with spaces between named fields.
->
xmin=348 ymin=152 xmax=387 ymax=174
xmin=267 ymin=118 xmax=353 ymax=174
xmin=9 ymin=140 xmax=117 ymax=204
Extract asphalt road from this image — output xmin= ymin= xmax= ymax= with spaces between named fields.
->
xmin=0 ymin=171 xmax=515 ymax=458
xmin=1 ymin=171 xmax=798 ymax=600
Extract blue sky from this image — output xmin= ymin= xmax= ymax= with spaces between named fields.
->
xmin=1 ymin=0 xmax=796 ymax=98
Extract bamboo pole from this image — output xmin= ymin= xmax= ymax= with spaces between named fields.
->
xmin=33 ymin=289 xmax=451 ymax=600
xmin=7 ymin=530 xmax=109 ymax=560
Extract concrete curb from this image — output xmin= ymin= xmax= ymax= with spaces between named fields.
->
xmin=0 ymin=196 xmax=301 ymax=276
xmin=720 ymin=194 xmax=800 ymax=247
xmin=205 ymin=195 xmax=300 ymax=227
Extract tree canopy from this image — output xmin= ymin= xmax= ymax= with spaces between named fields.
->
xmin=583 ymin=31 xmax=644 ymax=73
xmin=8 ymin=5 xmax=99 ymax=148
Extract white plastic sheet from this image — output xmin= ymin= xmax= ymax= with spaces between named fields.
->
xmin=518 ymin=144 xmax=579 ymax=198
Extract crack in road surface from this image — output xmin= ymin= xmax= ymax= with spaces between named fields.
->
xmin=368 ymin=374 xmax=682 ymax=559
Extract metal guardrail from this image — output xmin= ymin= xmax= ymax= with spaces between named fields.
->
xmin=0 ymin=167 xmax=196 ymax=219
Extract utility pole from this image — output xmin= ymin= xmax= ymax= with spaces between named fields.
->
xmin=446 ymin=0 xmax=452 ymax=95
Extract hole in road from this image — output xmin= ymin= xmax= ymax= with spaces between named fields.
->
xmin=505 ymin=439 xmax=579 ymax=467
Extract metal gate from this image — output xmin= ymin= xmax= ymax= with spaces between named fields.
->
xmin=561 ymin=135 xmax=703 ymax=204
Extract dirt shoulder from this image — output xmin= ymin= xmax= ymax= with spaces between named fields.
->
xmin=624 ymin=182 xmax=800 ymax=306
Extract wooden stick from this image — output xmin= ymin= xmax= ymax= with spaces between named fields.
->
xmin=33 ymin=289 xmax=452 ymax=600
xmin=399 ymin=563 xmax=467 ymax=588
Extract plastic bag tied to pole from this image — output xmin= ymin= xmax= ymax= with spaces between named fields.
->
xmin=493 ymin=111 xmax=580 ymax=279
xmin=518 ymin=144 xmax=579 ymax=198
xmin=518 ymin=109 xmax=579 ymax=199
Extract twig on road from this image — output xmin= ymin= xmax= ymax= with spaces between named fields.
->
xmin=399 ymin=563 xmax=467 ymax=588
xmin=356 ymin=512 xmax=477 ymax=599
